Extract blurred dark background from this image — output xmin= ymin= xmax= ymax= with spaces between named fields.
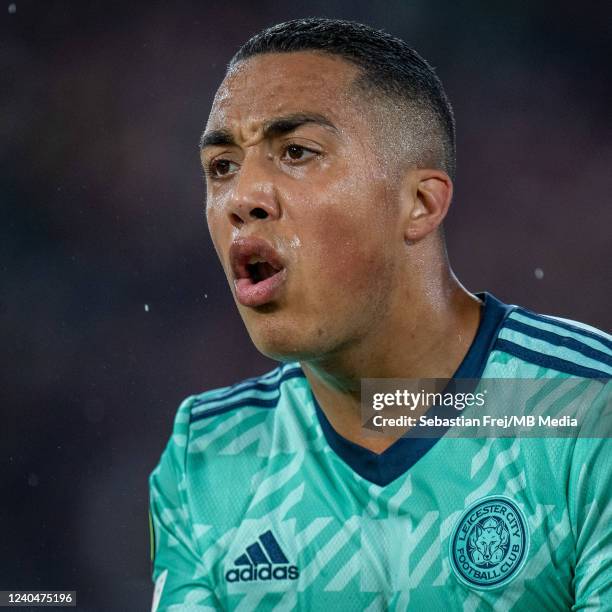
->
xmin=2 ymin=0 xmax=611 ymax=609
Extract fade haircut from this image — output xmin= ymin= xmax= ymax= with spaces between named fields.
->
xmin=230 ymin=18 xmax=456 ymax=179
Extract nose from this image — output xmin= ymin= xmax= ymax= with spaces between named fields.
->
xmin=227 ymin=152 xmax=279 ymax=228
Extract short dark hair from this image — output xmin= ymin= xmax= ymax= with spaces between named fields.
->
xmin=230 ymin=18 xmax=456 ymax=179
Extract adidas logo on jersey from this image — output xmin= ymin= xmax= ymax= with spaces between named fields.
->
xmin=225 ymin=530 xmax=299 ymax=583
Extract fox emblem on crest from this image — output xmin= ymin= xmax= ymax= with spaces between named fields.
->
xmin=468 ymin=517 xmax=510 ymax=567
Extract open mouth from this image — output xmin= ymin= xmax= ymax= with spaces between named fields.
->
xmin=245 ymin=258 xmax=282 ymax=284
xmin=229 ymin=237 xmax=287 ymax=307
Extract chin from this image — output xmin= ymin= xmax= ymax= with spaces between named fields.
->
xmin=249 ymin=331 xmax=314 ymax=362
xmin=243 ymin=314 xmax=328 ymax=363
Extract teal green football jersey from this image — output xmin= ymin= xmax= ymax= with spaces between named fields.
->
xmin=149 ymin=293 xmax=612 ymax=611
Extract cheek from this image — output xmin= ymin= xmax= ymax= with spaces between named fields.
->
xmin=316 ymin=211 xmax=364 ymax=269
xmin=206 ymin=202 xmax=234 ymax=265
xmin=205 ymin=186 xmax=228 ymax=228
xmin=206 ymin=191 xmax=235 ymax=240
xmin=300 ymin=184 xmax=397 ymax=294
xmin=205 ymin=206 xmax=221 ymax=251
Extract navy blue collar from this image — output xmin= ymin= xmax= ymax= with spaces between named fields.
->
xmin=311 ymin=292 xmax=512 ymax=486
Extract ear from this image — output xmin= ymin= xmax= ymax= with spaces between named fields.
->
xmin=400 ymin=169 xmax=453 ymax=243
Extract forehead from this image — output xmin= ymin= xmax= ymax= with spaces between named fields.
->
xmin=207 ymin=52 xmax=361 ymax=131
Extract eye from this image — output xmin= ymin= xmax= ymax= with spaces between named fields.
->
xmin=281 ymin=144 xmax=318 ymax=163
xmin=207 ymin=158 xmax=239 ymax=178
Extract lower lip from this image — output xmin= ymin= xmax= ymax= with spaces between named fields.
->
xmin=234 ymin=268 xmax=287 ymax=307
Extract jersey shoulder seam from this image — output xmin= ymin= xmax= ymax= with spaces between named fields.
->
xmin=494 ymin=307 xmax=611 ymax=377
xmin=508 ymin=307 xmax=611 ymax=348
xmin=188 ymin=363 xmax=305 ymax=424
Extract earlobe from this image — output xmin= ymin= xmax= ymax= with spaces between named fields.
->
xmin=402 ymin=169 xmax=453 ymax=242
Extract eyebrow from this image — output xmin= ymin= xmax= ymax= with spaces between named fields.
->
xmin=199 ymin=112 xmax=338 ymax=150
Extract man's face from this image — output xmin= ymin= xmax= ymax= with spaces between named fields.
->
xmin=203 ymin=52 xmax=406 ymax=361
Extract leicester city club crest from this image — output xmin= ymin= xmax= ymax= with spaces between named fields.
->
xmin=449 ymin=496 xmax=529 ymax=589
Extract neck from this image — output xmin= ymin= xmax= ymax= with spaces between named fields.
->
xmin=300 ymin=270 xmax=482 ymax=453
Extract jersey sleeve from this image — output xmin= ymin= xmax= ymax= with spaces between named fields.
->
xmin=149 ymin=397 xmax=219 ymax=612
xmin=570 ymin=384 xmax=612 ymax=610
